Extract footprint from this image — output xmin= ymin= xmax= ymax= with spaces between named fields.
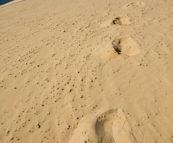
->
xmin=92 ymin=37 xmax=139 ymax=61
xmin=112 ymin=37 xmax=140 ymax=56
xmin=112 ymin=17 xmax=131 ymax=26
xmin=69 ymin=108 xmax=137 ymax=143
xmin=122 ymin=1 xmax=145 ymax=9
xmin=95 ymin=109 xmax=137 ymax=143
xmin=100 ymin=17 xmax=131 ymax=28
xmin=96 ymin=115 xmax=115 ymax=143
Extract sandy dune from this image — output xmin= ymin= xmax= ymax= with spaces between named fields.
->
xmin=1 ymin=0 xmax=173 ymax=143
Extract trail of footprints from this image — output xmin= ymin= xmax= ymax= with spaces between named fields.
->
xmin=98 ymin=1 xmax=145 ymax=60
xmin=0 ymin=1 xmax=147 ymax=143
xmin=70 ymin=1 xmax=145 ymax=143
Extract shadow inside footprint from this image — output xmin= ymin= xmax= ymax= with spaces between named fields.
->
xmin=96 ymin=110 xmax=116 ymax=143
xmin=102 ymin=133 xmax=115 ymax=143
xmin=96 ymin=118 xmax=116 ymax=143
xmin=112 ymin=39 xmax=122 ymax=55
xmin=95 ymin=119 xmax=105 ymax=143
xmin=112 ymin=17 xmax=122 ymax=25
xmin=112 ymin=37 xmax=140 ymax=56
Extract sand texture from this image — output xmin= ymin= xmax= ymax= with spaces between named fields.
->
xmin=1 ymin=0 xmax=173 ymax=143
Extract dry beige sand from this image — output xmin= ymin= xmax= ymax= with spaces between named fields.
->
xmin=0 ymin=0 xmax=173 ymax=143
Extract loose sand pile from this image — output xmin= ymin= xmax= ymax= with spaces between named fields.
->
xmin=0 ymin=0 xmax=173 ymax=143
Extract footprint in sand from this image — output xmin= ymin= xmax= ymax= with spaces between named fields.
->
xmin=112 ymin=37 xmax=140 ymax=56
xmin=112 ymin=17 xmax=131 ymax=26
xmin=92 ymin=37 xmax=140 ymax=60
xmin=69 ymin=108 xmax=137 ymax=143
xmin=122 ymin=1 xmax=145 ymax=9
xmin=95 ymin=109 xmax=137 ymax=143
xmin=100 ymin=17 xmax=131 ymax=28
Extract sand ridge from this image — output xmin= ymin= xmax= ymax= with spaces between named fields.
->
xmin=1 ymin=0 xmax=173 ymax=143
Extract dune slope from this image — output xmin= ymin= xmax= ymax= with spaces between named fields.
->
xmin=1 ymin=0 xmax=173 ymax=143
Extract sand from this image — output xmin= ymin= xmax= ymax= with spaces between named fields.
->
xmin=0 ymin=0 xmax=173 ymax=143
